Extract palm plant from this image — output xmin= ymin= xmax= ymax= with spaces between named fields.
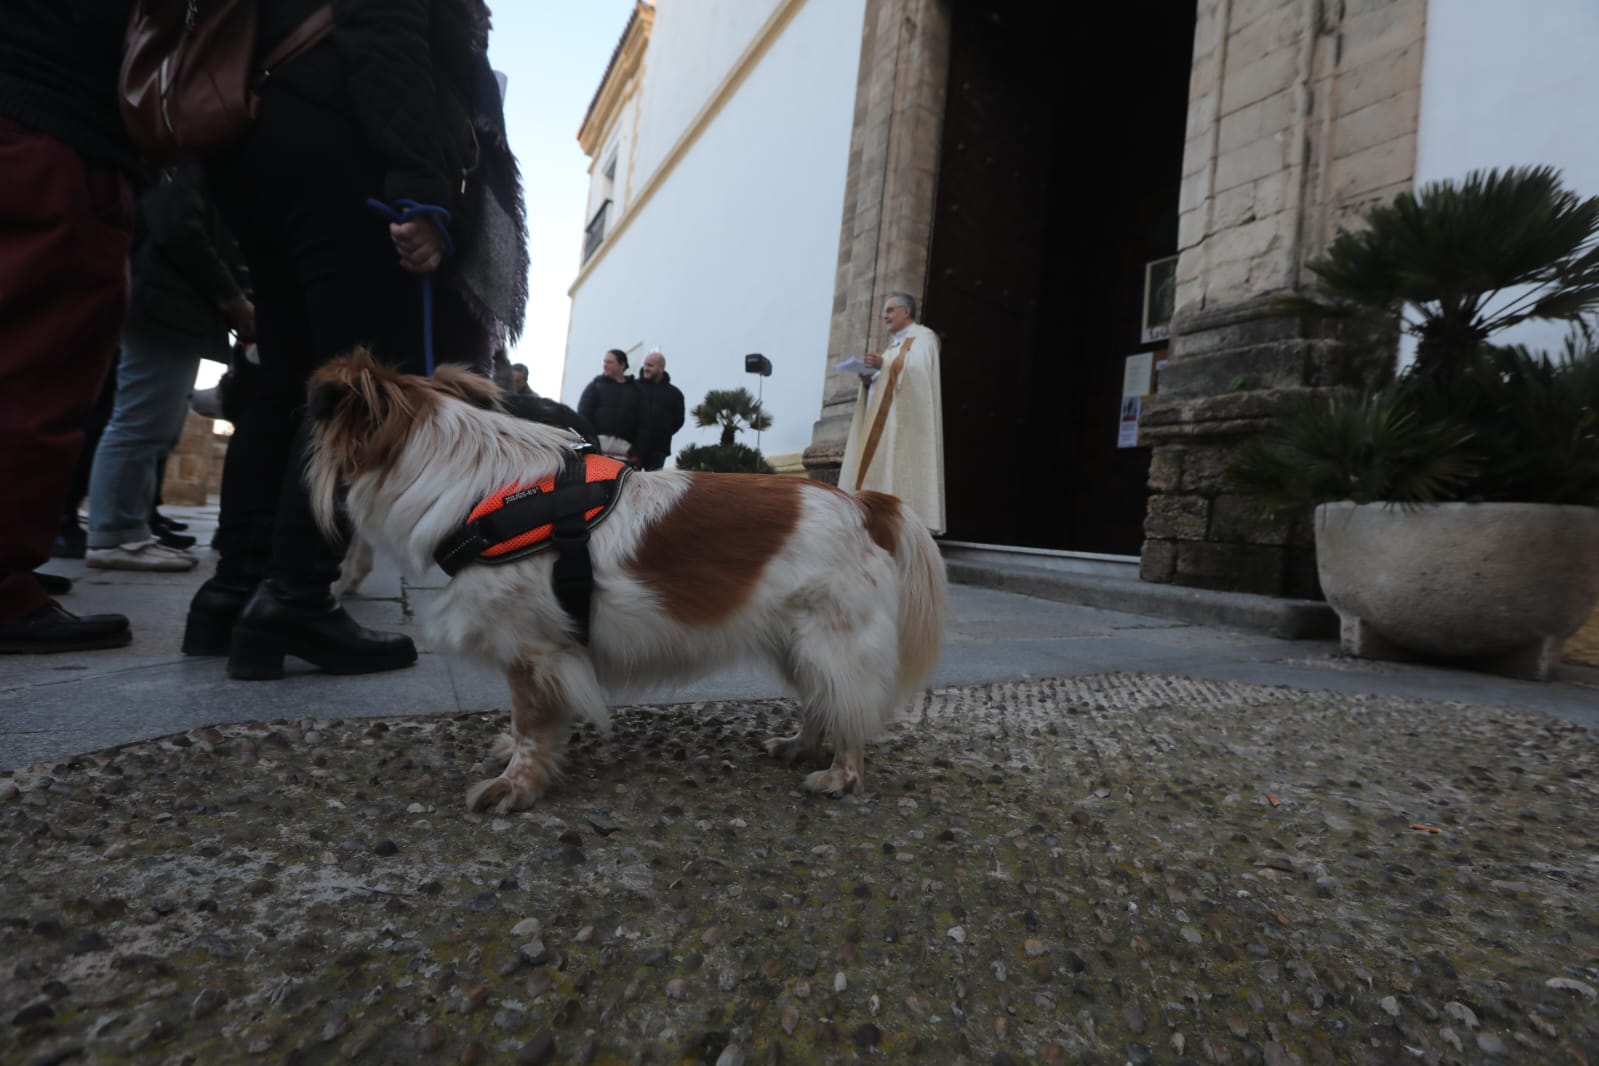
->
xmin=1233 ymin=167 xmax=1599 ymax=511
xmin=1284 ymin=166 xmax=1599 ymax=374
xmin=691 ymin=388 xmax=772 ymax=447
xmin=1232 ymin=341 xmax=1599 ymax=510
xmin=1228 ymin=387 xmax=1476 ymax=511
xmin=675 ymin=387 xmax=776 ymax=473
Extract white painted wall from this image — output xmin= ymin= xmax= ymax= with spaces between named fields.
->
xmin=583 ymin=128 xmax=628 ymax=229
xmin=562 ymin=0 xmax=866 ymax=461
xmin=1415 ymin=0 xmax=1599 ymax=357
xmin=629 ymin=0 xmax=786 ymax=195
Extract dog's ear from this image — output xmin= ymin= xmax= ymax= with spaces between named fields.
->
xmin=431 ymin=363 xmax=505 ymax=411
xmin=307 ymin=348 xmax=392 ymax=428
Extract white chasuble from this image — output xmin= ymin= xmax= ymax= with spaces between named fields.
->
xmin=837 ymin=323 xmax=945 ymax=535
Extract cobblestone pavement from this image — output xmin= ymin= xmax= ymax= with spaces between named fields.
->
xmin=4 ymin=673 xmax=1597 ymax=1065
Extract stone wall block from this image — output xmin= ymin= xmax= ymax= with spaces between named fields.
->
xmin=1213 ymin=134 xmax=1289 ymax=194
xmin=1225 ymin=2 xmax=1301 ymax=70
xmin=1159 ymin=342 xmax=1312 ymax=398
xmin=1210 ymin=493 xmax=1293 ymax=545
xmin=1334 ymin=91 xmax=1420 ymax=162
xmin=1220 ymin=46 xmax=1299 ymax=117
xmin=1147 ymin=447 xmax=1186 ymax=493
xmin=1329 ymin=137 xmax=1412 ymax=205
xmin=1338 ymin=0 xmax=1426 ymax=71
xmin=1178 ymin=446 xmax=1239 ymax=494
xmin=1176 ymin=541 xmax=1288 ymax=596
xmin=1144 ymin=495 xmax=1212 ymax=541
xmin=1140 ymin=539 xmax=1178 ymax=583
xmin=1336 ymin=43 xmax=1422 ymax=117
xmin=161 ymin=411 xmax=225 ymax=505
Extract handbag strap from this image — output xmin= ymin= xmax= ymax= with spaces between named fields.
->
xmin=260 ymin=3 xmax=335 ymax=77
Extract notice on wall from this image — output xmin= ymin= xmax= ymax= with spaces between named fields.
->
xmin=1117 ymin=352 xmax=1157 ymax=449
xmin=1122 ymin=352 xmax=1154 ymax=398
xmin=1117 ymin=396 xmax=1143 ymax=447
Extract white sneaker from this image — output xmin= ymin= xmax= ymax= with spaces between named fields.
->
xmin=85 ymin=539 xmax=198 ymax=572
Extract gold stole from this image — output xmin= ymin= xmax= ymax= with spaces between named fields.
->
xmin=853 ymin=335 xmax=914 ymax=490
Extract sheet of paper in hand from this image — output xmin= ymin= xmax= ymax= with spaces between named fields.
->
xmin=832 ymin=355 xmax=870 ymax=374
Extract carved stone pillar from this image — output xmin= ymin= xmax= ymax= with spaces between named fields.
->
xmin=1142 ymin=0 xmax=1425 ymax=595
xmin=803 ymin=0 xmax=952 ymax=483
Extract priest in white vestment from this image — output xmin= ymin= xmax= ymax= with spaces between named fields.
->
xmin=837 ymin=291 xmax=946 ymax=534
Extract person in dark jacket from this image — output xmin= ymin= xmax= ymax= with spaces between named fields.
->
xmin=635 ymin=350 xmax=686 ymax=471
xmin=577 ymin=349 xmax=643 ymax=459
xmin=85 ymin=165 xmax=253 ymax=573
xmin=184 ymin=0 xmax=531 ymax=680
xmin=0 ymin=0 xmax=140 ymax=654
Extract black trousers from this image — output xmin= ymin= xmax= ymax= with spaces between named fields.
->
xmin=208 ymin=86 xmax=490 ymax=592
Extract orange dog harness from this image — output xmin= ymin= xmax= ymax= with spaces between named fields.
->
xmin=433 ymin=453 xmax=632 ymax=643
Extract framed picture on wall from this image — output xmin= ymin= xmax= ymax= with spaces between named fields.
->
xmin=1142 ymin=254 xmax=1178 ymax=343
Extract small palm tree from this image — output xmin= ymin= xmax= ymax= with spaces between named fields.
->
xmin=1286 ymin=165 xmax=1599 ymax=375
xmin=1234 ymin=166 xmax=1599 ymax=511
xmin=676 ymin=387 xmax=777 ymax=473
xmin=692 ymin=388 xmax=772 ymax=447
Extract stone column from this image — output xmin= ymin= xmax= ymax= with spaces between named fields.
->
xmin=802 ymin=0 xmax=952 ymax=484
xmin=1141 ymin=0 xmax=1426 ymax=596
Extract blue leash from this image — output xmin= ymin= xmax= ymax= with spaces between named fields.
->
xmin=365 ymin=198 xmax=454 ymax=376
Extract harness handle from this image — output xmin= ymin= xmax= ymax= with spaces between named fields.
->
xmin=365 ymin=198 xmax=454 ymax=376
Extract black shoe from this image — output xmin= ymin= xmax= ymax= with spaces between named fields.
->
xmin=34 ymin=572 xmax=73 ymax=596
xmin=0 ymin=602 xmax=130 ymax=653
xmin=151 ymin=511 xmax=189 ymax=533
xmin=52 ymin=517 xmax=86 ymax=560
xmin=156 ymin=529 xmax=198 ymax=550
xmin=227 ymin=580 xmax=417 ymax=680
xmin=182 ymin=574 xmax=258 ymax=656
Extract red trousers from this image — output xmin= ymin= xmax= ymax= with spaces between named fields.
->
xmin=0 ymin=117 xmax=132 ymax=621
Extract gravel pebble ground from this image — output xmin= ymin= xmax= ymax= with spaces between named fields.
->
xmin=3 ymin=672 xmax=1597 ymax=1065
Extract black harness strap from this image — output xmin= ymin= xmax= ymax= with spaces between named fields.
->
xmin=433 ymin=453 xmax=626 ymax=645
xmin=549 ymin=464 xmax=598 ymax=646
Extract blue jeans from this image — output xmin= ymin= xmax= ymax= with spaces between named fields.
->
xmin=85 ymin=328 xmax=202 ymax=548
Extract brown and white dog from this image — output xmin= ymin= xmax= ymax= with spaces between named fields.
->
xmin=304 ymin=351 xmax=947 ymax=813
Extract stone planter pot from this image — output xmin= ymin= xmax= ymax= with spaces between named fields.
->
xmin=1567 ymin=604 xmax=1599 ymax=667
xmin=1314 ymin=501 xmax=1599 ymax=680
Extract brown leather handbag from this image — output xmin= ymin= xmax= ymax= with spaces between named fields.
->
xmin=119 ymin=0 xmax=334 ymax=165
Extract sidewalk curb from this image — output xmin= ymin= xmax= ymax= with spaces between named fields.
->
xmin=944 ymin=557 xmax=1339 ymax=640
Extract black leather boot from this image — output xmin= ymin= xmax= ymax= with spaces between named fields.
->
xmin=182 ymin=574 xmax=260 ymax=656
xmin=226 ymin=580 xmax=417 ymax=680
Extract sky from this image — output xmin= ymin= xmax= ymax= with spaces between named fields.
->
xmin=489 ymin=2 xmax=641 ymax=397
xmin=196 ymin=3 xmax=637 ymax=396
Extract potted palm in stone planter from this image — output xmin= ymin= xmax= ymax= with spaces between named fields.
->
xmin=1231 ymin=166 xmax=1599 ymax=680
xmin=675 ymin=387 xmax=776 ymax=473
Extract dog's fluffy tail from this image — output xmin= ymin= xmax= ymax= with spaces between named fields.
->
xmin=893 ymin=509 xmax=947 ymax=706
xmin=858 ymin=494 xmax=946 ymax=707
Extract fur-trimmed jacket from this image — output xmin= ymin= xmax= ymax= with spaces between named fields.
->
xmin=259 ymin=0 xmax=529 ymax=341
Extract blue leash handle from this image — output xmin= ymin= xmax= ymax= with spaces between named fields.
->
xmin=365 ymin=198 xmax=454 ymax=376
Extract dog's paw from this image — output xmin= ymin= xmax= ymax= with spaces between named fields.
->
xmin=466 ymin=773 xmax=543 ymax=814
xmin=764 ymin=733 xmax=824 ymax=765
xmin=803 ymin=766 xmax=861 ymax=797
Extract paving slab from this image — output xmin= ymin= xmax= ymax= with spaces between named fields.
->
xmin=5 ymin=506 xmax=1598 ymax=1063
xmin=5 ymin=675 xmax=1598 ymax=1064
